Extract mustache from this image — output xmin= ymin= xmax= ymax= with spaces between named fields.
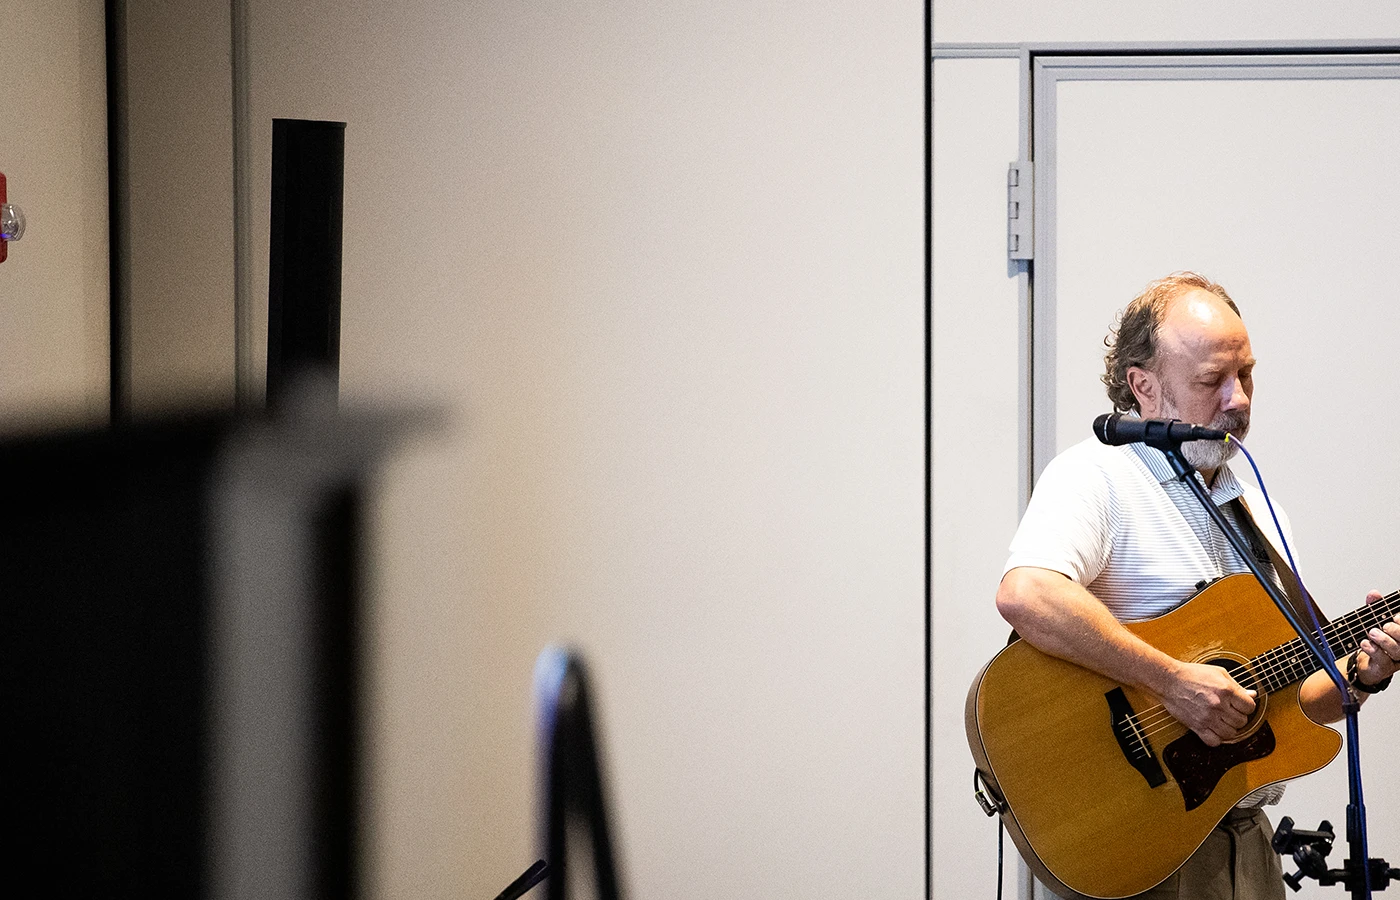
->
xmin=1213 ymin=410 xmax=1249 ymax=436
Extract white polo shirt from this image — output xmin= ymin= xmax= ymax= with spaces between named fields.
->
xmin=1005 ymin=437 xmax=1294 ymax=622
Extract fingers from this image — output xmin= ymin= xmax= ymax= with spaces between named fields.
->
xmin=1359 ymin=625 xmax=1400 ymax=683
xmin=1213 ymin=680 xmax=1257 ymax=738
xmin=1197 ymin=714 xmax=1245 ymax=748
xmin=1172 ymin=665 xmax=1256 ymax=745
xmin=1362 ymin=620 xmax=1400 ymax=656
xmin=1214 ymin=680 xmax=1255 ymax=720
xmin=1212 ymin=683 xmax=1253 ymax=721
xmin=1357 ymin=592 xmax=1397 ymax=681
xmin=1360 ymin=636 xmax=1396 ymax=663
xmin=1216 ymin=697 xmax=1251 ymax=730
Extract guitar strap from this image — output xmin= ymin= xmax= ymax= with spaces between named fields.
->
xmin=1228 ymin=496 xmax=1328 ymax=628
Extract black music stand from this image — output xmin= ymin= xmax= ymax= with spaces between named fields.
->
xmin=534 ymin=646 xmax=624 ymax=900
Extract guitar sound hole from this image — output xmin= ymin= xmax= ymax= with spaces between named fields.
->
xmin=1206 ymin=656 xmax=1266 ymax=739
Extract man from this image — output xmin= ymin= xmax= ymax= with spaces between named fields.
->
xmin=996 ymin=272 xmax=1400 ymax=900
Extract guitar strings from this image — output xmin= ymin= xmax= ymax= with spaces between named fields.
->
xmin=1117 ymin=592 xmax=1400 ymax=748
xmin=1128 ymin=598 xmax=1399 ymax=744
xmin=1125 ymin=601 xmax=1400 ymax=750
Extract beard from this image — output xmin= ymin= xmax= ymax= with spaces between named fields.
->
xmin=1158 ymin=392 xmax=1249 ymax=471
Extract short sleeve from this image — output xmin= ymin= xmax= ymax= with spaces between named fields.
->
xmin=1004 ymin=449 xmax=1115 ymax=586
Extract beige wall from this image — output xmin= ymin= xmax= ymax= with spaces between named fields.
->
xmin=0 ymin=1 xmax=108 ymax=430
xmin=6 ymin=2 xmax=925 ymax=896
xmin=0 ymin=0 xmax=237 ymax=422
xmin=123 ymin=0 xmax=237 ymax=415
xmin=241 ymin=2 xmax=925 ymax=899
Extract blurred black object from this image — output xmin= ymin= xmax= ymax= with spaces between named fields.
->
xmin=535 ymin=647 xmax=623 ymax=900
xmin=1 ymin=408 xmax=415 ymax=898
xmin=268 ymin=118 xmax=345 ymax=406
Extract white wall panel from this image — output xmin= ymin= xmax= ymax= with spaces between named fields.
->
xmin=934 ymin=1 xmax=1400 ymax=45
xmin=930 ymin=56 xmax=1023 ymax=899
xmin=932 ymin=7 xmax=1400 ymax=900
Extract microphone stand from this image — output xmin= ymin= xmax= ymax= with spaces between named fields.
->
xmin=1153 ymin=434 xmax=1375 ymax=899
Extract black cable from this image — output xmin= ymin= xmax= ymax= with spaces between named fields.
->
xmin=973 ymin=768 xmax=1007 ymax=900
xmin=493 ymin=860 xmax=548 ymax=900
xmin=997 ymin=820 xmax=1004 ymax=900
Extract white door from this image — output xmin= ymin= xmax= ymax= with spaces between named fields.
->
xmin=1033 ymin=53 xmax=1400 ymax=898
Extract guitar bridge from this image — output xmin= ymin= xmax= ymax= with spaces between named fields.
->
xmin=1105 ymin=687 xmax=1167 ymax=788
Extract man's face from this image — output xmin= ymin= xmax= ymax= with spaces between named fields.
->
xmin=1127 ymin=289 xmax=1256 ymax=467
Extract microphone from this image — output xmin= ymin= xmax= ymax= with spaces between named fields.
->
xmin=1093 ymin=413 xmax=1228 ymax=446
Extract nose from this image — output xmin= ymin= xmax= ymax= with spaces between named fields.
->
xmin=1224 ymin=376 xmax=1250 ymax=412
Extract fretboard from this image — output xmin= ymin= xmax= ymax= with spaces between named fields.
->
xmin=1252 ymin=591 xmax=1400 ymax=694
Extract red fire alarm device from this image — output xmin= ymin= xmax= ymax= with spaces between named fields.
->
xmin=0 ymin=172 xmax=25 ymax=263
xmin=0 ymin=172 xmax=7 ymax=264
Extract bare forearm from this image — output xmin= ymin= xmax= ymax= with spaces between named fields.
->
xmin=1299 ymin=669 xmax=1362 ymax=724
xmin=996 ymin=566 xmax=1258 ymax=747
xmin=995 ymin=567 xmax=1180 ymax=694
xmin=1299 ymin=592 xmax=1397 ymax=724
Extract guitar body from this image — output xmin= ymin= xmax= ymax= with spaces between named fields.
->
xmin=966 ymin=574 xmax=1342 ymax=899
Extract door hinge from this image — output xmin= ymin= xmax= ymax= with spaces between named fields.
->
xmin=1007 ymin=161 xmax=1033 ymax=261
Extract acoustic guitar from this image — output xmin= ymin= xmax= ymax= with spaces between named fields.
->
xmin=965 ymin=573 xmax=1399 ymax=900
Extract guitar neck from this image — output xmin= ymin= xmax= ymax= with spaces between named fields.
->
xmin=1254 ymin=590 xmax=1400 ymax=694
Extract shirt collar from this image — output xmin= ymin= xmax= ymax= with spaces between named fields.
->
xmin=1126 ymin=441 xmax=1244 ymax=507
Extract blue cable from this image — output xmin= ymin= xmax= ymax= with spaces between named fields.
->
xmin=1230 ymin=435 xmax=1371 ymax=896
xmin=1230 ymin=438 xmax=1334 ymax=655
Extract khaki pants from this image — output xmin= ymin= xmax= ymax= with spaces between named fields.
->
xmin=1130 ymin=808 xmax=1286 ymax=900
xmin=1044 ymin=808 xmax=1286 ymax=900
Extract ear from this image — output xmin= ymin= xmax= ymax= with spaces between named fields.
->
xmin=1127 ymin=366 xmax=1160 ymax=416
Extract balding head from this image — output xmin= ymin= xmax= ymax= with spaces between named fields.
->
xmin=1103 ymin=272 xmax=1240 ymax=414
xmin=1120 ymin=280 xmax=1256 ymax=477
